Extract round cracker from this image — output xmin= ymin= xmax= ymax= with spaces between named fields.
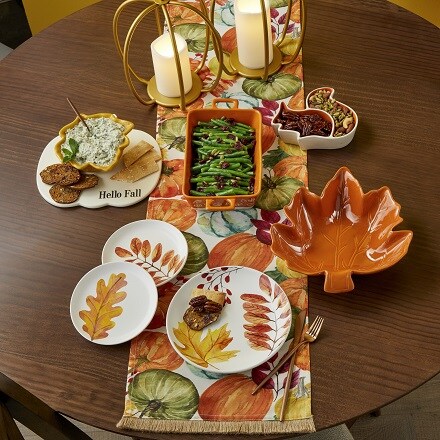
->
xmin=49 ymin=184 xmax=81 ymax=204
xmin=69 ymin=174 xmax=99 ymax=190
xmin=40 ymin=163 xmax=81 ymax=185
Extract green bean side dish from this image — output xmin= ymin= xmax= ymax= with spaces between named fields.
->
xmin=190 ymin=117 xmax=256 ymax=197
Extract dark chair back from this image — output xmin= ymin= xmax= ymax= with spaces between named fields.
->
xmin=0 ymin=372 xmax=93 ymax=440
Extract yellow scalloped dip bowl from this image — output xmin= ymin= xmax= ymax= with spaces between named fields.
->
xmin=54 ymin=113 xmax=134 ymax=172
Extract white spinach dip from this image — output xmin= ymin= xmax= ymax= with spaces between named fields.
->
xmin=62 ymin=117 xmax=125 ymax=166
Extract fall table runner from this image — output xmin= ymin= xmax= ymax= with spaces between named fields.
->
xmin=117 ymin=0 xmax=315 ymax=434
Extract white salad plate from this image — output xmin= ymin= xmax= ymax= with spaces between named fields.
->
xmin=36 ymin=129 xmax=162 ymax=208
xmin=70 ymin=261 xmax=158 ymax=345
xmin=102 ymin=219 xmax=188 ymax=287
xmin=166 ymin=266 xmax=292 ymax=374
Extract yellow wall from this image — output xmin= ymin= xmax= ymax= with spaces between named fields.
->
xmin=388 ymin=0 xmax=440 ymax=28
xmin=22 ymin=0 xmax=101 ymax=35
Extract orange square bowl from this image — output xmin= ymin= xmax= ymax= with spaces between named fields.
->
xmin=183 ymin=98 xmax=262 ymax=211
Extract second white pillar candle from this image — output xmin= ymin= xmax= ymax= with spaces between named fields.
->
xmin=151 ymin=32 xmax=193 ymax=98
xmin=234 ymin=0 xmax=273 ymax=70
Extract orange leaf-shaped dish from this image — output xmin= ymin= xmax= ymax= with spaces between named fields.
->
xmin=270 ymin=167 xmax=413 ymax=293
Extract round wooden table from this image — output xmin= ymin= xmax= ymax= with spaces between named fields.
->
xmin=0 ymin=0 xmax=439 ymax=438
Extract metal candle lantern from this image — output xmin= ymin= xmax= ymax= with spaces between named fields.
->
xmin=210 ymin=0 xmax=306 ymax=81
xmin=113 ymin=0 xmax=224 ymax=110
xmin=114 ymin=0 xmax=306 ymax=108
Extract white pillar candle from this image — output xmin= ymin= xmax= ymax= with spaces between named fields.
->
xmin=234 ymin=0 xmax=273 ymax=69
xmin=151 ymin=32 xmax=193 ymax=98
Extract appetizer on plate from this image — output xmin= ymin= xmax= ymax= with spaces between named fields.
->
xmin=183 ymin=288 xmax=226 ymax=331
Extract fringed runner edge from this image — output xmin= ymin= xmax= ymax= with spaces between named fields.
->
xmin=116 ymin=416 xmax=315 ymax=434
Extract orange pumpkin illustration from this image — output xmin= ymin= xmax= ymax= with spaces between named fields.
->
xmin=221 ymin=27 xmax=236 ymax=54
xmin=208 ymin=233 xmax=274 ymax=272
xmin=166 ymin=2 xmax=204 ymax=25
xmin=289 ymin=0 xmax=301 ymax=22
xmin=129 ymin=331 xmax=183 ymax=372
xmin=273 ymin=156 xmax=307 ymax=183
xmin=150 ymin=159 xmax=184 ymax=198
xmin=147 ymin=198 xmax=197 ymax=231
xmin=198 ymin=374 xmax=273 ymax=420
xmin=262 ymin=124 xmax=276 ymax=154
xmin=158 ymin=97 xmax=204 ymax=121
xmin=282 ymin=60 xmax=303 ymax=80
xmin=280 ymin=277 xmax=308 ymax=310
xmin=148 ymin=281 xmax=181 ymax=329
xmin=287 ymin=87 xmax=305 ymax=109
xmin=294 ymin=343 xmax=310 ymax=371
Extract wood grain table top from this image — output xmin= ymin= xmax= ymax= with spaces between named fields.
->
xmin=0 ymin=0 xmax=439 ymax=438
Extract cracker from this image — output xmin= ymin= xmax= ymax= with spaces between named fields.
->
xmin=69 ymin=174 xmax=99 ymax=190
xmin=49 ymin=184 xmax=81 ymax=204
xmin=123 ymin=140 xmax=154 ymax=167
xmin=40 ymin=163 xmax=81 ymax=185
xmin=110 ymin=154 xmax=159 ymax=183
xmin=141 ymin=148 xmax=162 ymax=162
xmin=191 ymin=288 xmax=226 ymax=307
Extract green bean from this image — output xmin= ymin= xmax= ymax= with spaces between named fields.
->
xmin=189 ymin=117 xmax=256 ymax=196
xmin=199 ymin=169 xmax=252 ymax=179
xmin=196 ymin=186 xmax=221 ymax=193
xmin=215 ymin=188 xmax=250 ymax=196
xmin=222 ymin=151 xmax=250 ymax=158
xmin=235 ymin=121 xmax=255 ymax=130
xmin=190 ymin=177 xmax=217 ymax=183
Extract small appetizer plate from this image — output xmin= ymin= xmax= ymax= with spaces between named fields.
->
xmin=36 ymin=129 xmax=162 ymax=208
xmin=102 ymin=220 xmax=188 ymax=287
xmin=166 ymin=266 xmax=292 ymax=374
xmin=270 ymin=167 xmax=413 ymax=293
xmin=70 ymin=261 xmax=158 ymax=345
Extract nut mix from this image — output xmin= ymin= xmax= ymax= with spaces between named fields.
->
xmin=308 ymin=89 xmax=355 ymax=137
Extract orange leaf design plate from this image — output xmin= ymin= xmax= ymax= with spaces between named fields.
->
xmin=70 ymin=262 xmax=158 ymax=345
xmin=101 ymin=220 xmax=188 ymax=286
xmin=166 ymin=266 xmax=292 ymax=374
xmin=271 ymin=167 xmax=413 ymax=293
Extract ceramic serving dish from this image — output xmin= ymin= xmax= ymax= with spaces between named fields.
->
xmin=182 ymin=98 xmax=262 ymax=211
xmin=271 ymin=87 xmax=358 ymax=150
xmin=166 ymin=266 xmax=291 ymax=374
xmin=270 ymin=167 xmax=413 ymax=293
xmin=37 ymin=129 xmax=161 ymax=208
xmin=54 ymin=113 xmax=134 ymax=172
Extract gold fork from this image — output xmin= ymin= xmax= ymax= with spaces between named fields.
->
xmin=252 ymin=315 xmax=324 ymax=395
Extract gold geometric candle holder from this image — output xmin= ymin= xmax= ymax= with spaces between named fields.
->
xmin=113 ymin=0 xmax=224 ymax=110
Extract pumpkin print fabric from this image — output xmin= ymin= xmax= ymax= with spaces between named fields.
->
xmin=119 ymin=0 xmax=315 ymax=434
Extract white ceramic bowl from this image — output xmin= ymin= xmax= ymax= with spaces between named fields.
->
xmin=271 ymin=86 xmax=358 ymax=150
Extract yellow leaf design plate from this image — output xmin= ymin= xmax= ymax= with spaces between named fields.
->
xmin=101 ymin=220 xmax=188 ymax=287
xmin=166 ymin=266 xmax=292 ymax=374
xmin=70 ymin=262 xmax=158 ymax=345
